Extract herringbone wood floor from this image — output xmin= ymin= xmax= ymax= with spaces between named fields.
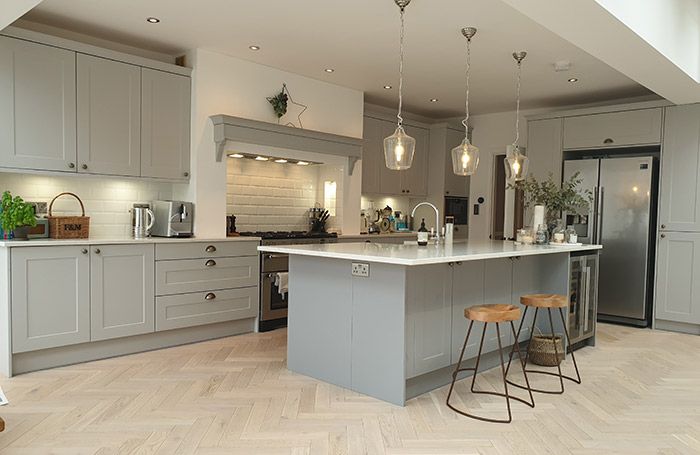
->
xmin=0 ymin=324 xmax=699 ymax=454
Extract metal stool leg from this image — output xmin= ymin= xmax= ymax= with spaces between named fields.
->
xmin=559 ymin=307 xmax=582 ymax=384
xmin=508 ymin=320 xmax=535 ymax=408
xmin=470 ymin=323 xmax=488 ymax=393
xmin=446 ymin=320 xmax=474 ymax=404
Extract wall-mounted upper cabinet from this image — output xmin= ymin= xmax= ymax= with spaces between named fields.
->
xmin=527 ymin=118 xmax=563 ymax=183
xmin=0 ymin=30 xmax=191 ymax=181
xmin=77 ymin=54 xmax=141 ymax=177
xmin=563 ymin=108 xmax=662 ymax=150
xmin=361 ymin=115 xmax=429 ymax=197
xmin=0 ymin=36 xmax=77 ymax=172
xmin=141 ymin=68 xmax=191 ymax=180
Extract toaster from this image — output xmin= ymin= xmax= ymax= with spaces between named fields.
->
xmin=151 ymin=201 xmax=194 ymax=238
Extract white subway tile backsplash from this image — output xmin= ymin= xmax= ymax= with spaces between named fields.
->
xmin=0 ymin=172 xmax=174 ymax=239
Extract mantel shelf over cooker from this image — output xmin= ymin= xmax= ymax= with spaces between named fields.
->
xmin=210 ymin=114 xmax=363 ymax=175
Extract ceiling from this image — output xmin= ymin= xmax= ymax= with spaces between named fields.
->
xmin=21 ymin=0 xmax=654 ymax=117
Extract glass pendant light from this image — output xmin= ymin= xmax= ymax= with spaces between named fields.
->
xmin=383 ymin=0 xmax=416 ymax=170
xmin=451 ymin=27 xmax=480 ymax=176
xmin=504 ymin=51 xmax=530 ymax=183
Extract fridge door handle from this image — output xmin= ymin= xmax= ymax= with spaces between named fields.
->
xmin=583 ymin=265 xmax=591 ymax=334
xmin=594 ymin=187 xmax=604 ymax=244
xmin=590 ymin=186 xmax=599 ymax=242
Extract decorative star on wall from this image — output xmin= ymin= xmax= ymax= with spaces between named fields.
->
xmin=280 ymin=83 xmax=307 ymax=129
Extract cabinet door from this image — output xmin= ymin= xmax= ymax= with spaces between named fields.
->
xmin=444 ymin=127 xmax=469 ymax=197
xmin=91 ymin=244 xmax=155 ymax=341
xmin=11 ymin=246 xmax=90 ymax=353
xmin=659 ymin=104 xmax=700 ymax=232
xmin=361 ymin=116 xmax=383 ymax=194
xmin=655 ymin=232 xmax=700 ymax=324
xmin=451 ymin=260 xmax=485 ymax=364
xmin=0 ymin=36 xmax=77 ymax=172
xmin=141 ymin=68 xmax=191 ymax=180
xmin=563 ymin=108 xmax=662 ymax=150
xmin=527 ymin=118 xmax=563 ymax=183
xmin=77 ymin=54 xmax=141 ymax=176
xmin=379 ymin=120 xmax=403 ymax=195
xmin=406 ymin=264 xmax=452 ymax=378
xmin=402 ymin=124 xmax=429 ymax=196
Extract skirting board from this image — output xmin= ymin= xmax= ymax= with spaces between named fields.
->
xmin=654 ymin=319 xmax=700 ymax=336
xmin=11 ymin=318 xmax=256 ymax=376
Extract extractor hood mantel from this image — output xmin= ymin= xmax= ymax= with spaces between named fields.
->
xmin=211 ymin=115 xmax=363 ymax=175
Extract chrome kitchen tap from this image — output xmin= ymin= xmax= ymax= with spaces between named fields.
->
xmin=411 ymin=202 xmax=441 ymax=243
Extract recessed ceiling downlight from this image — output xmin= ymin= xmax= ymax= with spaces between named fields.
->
xmin=430 ymin=98 xmax=439 ymax=102
xmin=383 ymin=85 xmax=392 ymax=90
xmin=297 ymin=161 xmax=310 ymax=166
xmin=146 ymin=17 xmax=160 ymax=23
xmin=274 ymin=159 xmax=288 ymax=163
xmin=568 ymin=77 xmax=579 ymax=83
xmin=324 ymin=68 xmax=335 ymax=73
xmin=228 ymin=153 xmax=244 ymax=158
xmin=249 ymin=45 xmax=261 ymax=51
xmin=255 ymin=156 xmax=269 ymax=161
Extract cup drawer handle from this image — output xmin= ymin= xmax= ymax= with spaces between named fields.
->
xmin=205 ymin=245 xmax=217 ymax=253
xmin=205 ymin=292 xmax=216 ymax=300
xmin=205 ymin=259 xmax=216 ymax=267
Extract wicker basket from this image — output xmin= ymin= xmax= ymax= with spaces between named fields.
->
xmin=47 ymin=192 xmax=90 ymax=239
xmin=528 ymin=334 xmax=565 ymax=367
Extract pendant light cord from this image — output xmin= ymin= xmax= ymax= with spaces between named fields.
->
xmin=513 ymin=60 xmax=522 ymax=146
xmin=462 ymin=37 xmax=472 ymax=138
xmin=397 ymin=8 xmax=405 ymax=128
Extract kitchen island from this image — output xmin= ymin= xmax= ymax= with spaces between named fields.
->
xmin=259 ymin=240 xmax=601 ymax=405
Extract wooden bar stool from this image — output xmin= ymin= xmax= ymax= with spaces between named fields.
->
xmin=506 ymin=294 xmax=581 ymax=394
xmin=446 ymin=304 xmax=534 ymax=424
xmin=0 ymin=417 xmax=4 ymax=432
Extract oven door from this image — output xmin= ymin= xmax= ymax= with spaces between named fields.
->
xmin=261 ymin=272 xmax=289 ymax=321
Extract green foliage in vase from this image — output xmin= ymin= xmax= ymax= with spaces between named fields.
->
xmin=0 ymin=191 xmax=37 ymax=234
xmin=267 ymin=90 xmax=288 ymax=118
xmin=509 ymin=172 xmax=592 ymax=217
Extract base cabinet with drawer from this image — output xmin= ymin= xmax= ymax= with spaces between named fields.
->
xmin=156 ymin=287 xmax=258 ymax=331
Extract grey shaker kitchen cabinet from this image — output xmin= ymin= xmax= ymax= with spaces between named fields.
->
xmin=405 ymin=264 xmax=453 ymax=378
xmin=141 ymin=68 xmax=192 ymax=181
xmin=0 ymin=36 xmax=77 ymax=172
xmin=659 ymin=104 xmax=700 ymax=232
xmin=90 ymin=244 xmax=155 ymax=341
xmin=361 ymin=115 xmax=383 ymax=194
xmin=155 ymin=256 xmax=259 ymax=296
xmin=77 ymin=54 xmax=141 ymax=177
xmin=655 ymin=232 xmax=700 ymax=325
xmin=527 ymin=118 xmax=563 ymax=183
xmin=11 ymin=246 xmax=90 ymax=353
xmin=562 ymin=108 xmax=662 ymax=150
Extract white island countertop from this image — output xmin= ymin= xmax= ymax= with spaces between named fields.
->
xmin=259 ymin=240 xmax=601 ymax=266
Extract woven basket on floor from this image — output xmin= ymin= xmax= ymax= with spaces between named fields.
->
xmin=528 ymin=334 xmax=565 ymax=367
xmin=47 ymin=192 xmax=90 ymax=239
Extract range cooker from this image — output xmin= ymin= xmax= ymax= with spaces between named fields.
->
xmin=239 ymin=231 xmax=338 ymax=331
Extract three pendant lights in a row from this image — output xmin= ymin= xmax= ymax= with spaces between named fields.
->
xmin=383 ymin=0 xmax=529 ymax=183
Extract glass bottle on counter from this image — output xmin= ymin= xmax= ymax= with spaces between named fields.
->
xmin=566 ymin=225 xmax=578 ymax=244
xmin=535 ymin=224 xmax=549 ymax=245
xmin=551 ymin=221 xmax=566 ymax=244
xmin=417 ymin=218 xmax=429 ymax=246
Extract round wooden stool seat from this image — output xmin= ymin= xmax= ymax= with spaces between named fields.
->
xmin=465 ymin=304 xmax=521 ymax=323
xmin=520 ymin=294 xmax=568 ymax=308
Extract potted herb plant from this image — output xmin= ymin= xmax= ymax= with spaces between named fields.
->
xmin=510 ymin=172 xmax=592 ymax=232
xmin=1 ymin=191 xmax=37 ymax=240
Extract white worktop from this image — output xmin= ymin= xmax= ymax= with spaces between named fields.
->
xmin=0 ymin=236 xmax=261 ymax=247
xmin=259 ymin=240 xmax=601 ymax=266
xmin=338 ymin=232 xmax=417 ymax=240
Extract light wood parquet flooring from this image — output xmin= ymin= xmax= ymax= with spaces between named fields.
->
xmin=1 ymin=324 xmax=699 ymax=454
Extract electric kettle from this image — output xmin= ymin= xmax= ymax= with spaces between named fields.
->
xmin=132 ymin=203 xmax=155 ymax=239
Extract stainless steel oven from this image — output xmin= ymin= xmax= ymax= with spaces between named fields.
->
xmin=241 ymin=231 xmax=338 ymax=332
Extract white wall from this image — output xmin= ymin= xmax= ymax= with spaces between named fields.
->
xmin=0 ymin=172 xmax=173 ymax=238
xmin=182 ymin=48 xmax=364 ymax=238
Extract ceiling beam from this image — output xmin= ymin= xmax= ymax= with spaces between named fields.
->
xmin=1 ymin=0 xmax=44 ymax=31
xmin=501 ymin=0 xmax=700 ymax=104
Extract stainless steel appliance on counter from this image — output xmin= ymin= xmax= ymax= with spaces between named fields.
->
xmin=564 ymin=153 xmax=658 ymax=327
xmin=240 ymin=231 xmax=338 ymax=332
xmin=151 ymin=200 xmax=194 ymax=238
xmin=131 ymin=203 xmax=155 ymax=239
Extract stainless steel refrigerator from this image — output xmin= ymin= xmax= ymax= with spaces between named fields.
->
xmin=563 ymin=156 xmax=656 ymax=326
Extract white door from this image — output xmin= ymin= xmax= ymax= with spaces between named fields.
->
xmin=0 ymin=36 xmax=77 ymax=172
xmin=77 ymin=54 xmax=141 ymax=176
xmin=659 ymin=104 xmax=700 ymax=232
xmin=141 ymin=68 xmax=191 ymax=180
xmin=90 ymin=244 xmax=155 ymax=341
xmin=11 ymin=246 xmax=90 ymax=353
xmin=655 ymin=231 xmax=700 ymax=325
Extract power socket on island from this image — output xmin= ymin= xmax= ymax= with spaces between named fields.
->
xmin=351 ymin=262 xmax=370 ymax=277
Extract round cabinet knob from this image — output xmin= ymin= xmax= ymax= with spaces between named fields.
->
xmin=205 ymin=292 xmax=216 ymax=301
xmin=661 ymin=224 xmax=666 ymax=229
xmin=205 ymin=259 xmax=216 ymax=267
xmin=183 ymin=171 xmax=189 ymax=177
xmin=68 ymin=162 xmax=75 ymax=169
xmin=205 ymin=245 xmax=217 ymax=253
xmin=81 ymin=164 xmax=88 ymax=170
xmin=660 ymin=234 xmax=666 ymax=239
xmin=603 ymin=138 xmax=614 ymax=144
xmin=81 ymin=248 xmax=88 ymax=254
xmin=94 ymin=248 xmax=101 ymax=254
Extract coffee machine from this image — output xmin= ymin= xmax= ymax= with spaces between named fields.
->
xmin=151 ymin=201 xmax=194 ymax=238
